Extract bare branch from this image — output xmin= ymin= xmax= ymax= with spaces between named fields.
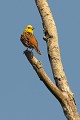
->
xmin=24 ymin=50 xmax=66 ymax=103
xmin=34 ymin=0 xmax=80 ymax=119
xmin=35 ymin=0 xmax=73 ymax=98
xmin=24 ymin=49 xmax=80 ymax=119
xmin=21 ymin=0 xmax=80 ymax=119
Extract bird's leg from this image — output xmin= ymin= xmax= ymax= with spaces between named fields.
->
xmin=23 ymin=48 xmax=28 ymax=54
xmin=30 ymin=48 xmax=33 ymax=57
xmin=30 ymin=48 xmax=33 ymax=55
xmin=26 ymin=47 xmax=28 ymax=51
xmin=31 ymin=48 xmax=33 ymax=52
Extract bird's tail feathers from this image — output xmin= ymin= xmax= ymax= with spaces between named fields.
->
xmin=35 ymin=47 xmax=41 ymax=55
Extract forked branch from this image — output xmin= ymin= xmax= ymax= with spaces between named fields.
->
xmin=24 ymin=50 xmax=66 ymax=103
xmin=23 ymin=0 xmax=80 ymax=119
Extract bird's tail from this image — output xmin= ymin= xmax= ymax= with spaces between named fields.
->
xmin=35 ymin=47 xmax=41 ymax=55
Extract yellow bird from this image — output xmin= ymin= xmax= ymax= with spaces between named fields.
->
xmin=20 ymin=25 xmax=41 ymax=55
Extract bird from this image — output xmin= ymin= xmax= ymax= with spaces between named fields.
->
xmin=20 ymin=25 xmax=41 ymax=55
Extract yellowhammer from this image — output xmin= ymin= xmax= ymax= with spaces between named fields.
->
xmin=20 ymin=25 xmax=41 ymax=55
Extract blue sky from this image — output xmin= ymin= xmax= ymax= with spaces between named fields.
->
xmin=0 ymin=0 xmax=80 ymax=120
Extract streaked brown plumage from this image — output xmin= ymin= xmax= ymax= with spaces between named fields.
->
xmin=20 ymin=25 xmax=41 ymax=55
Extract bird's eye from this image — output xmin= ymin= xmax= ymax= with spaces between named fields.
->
xmin=28 ymin=27 xmax=30 ymax=29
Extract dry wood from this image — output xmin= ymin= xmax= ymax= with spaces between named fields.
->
xmin=23 ymin=0 xmax=80 ymax=120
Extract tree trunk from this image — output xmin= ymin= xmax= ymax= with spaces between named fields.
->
xmin=24 ymin=0 xmax=80 ymax=120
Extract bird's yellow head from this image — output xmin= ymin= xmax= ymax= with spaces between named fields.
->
xmin=24 ymin=25 xmax=34 ymax=34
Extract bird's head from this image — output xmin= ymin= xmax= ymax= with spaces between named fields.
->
xmin=24 ymin=25 xmax=34 ymax=34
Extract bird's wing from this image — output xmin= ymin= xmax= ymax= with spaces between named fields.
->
xmin=20 ymin=33 xmax=31 ymax=48
xmin=28 ymin=34 xmax=38 ymax=48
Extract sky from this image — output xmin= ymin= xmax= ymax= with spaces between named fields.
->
xmin=0 ymin=0 xmax=80 ymax=120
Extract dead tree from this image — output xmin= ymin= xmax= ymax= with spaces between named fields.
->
xmin=23 ymin=0 xmax=80 ymax=120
